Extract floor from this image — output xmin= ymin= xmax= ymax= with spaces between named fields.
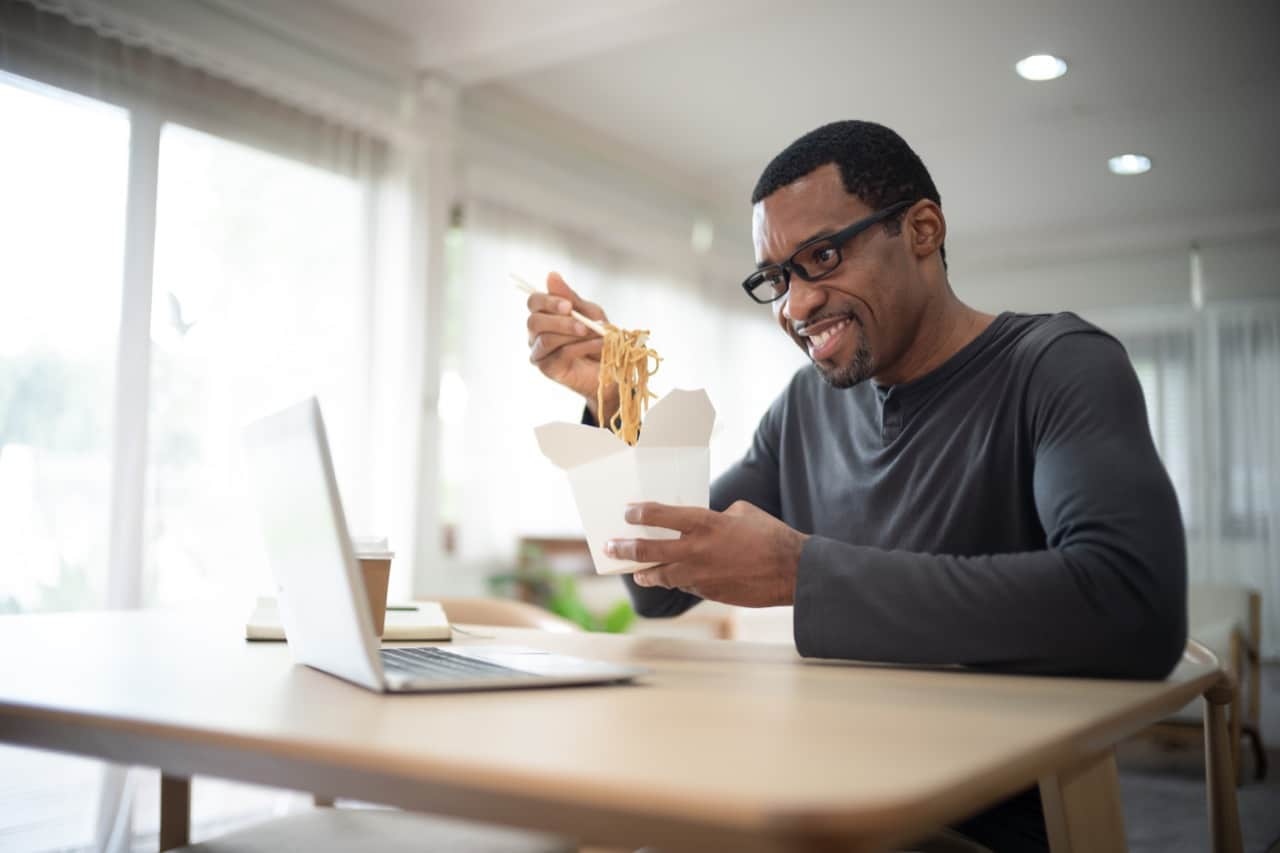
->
xmin=1118 ymin=660 xmax=1280 ymax=853
xmin=1118 ymin=743 xmax=1280 ymax=853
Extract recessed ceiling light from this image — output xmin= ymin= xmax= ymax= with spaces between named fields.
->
xmin=1108 ymin=154 xmax=1152 ymax=175
xmin=1015 ymin=54 xmax=1068 ymax=81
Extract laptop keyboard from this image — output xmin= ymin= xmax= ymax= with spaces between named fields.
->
xmin=380 ymin=647 xmax=536 ymax=681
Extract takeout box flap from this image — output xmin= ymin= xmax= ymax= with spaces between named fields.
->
xmin=636 ymin=388 xmax=715 ymax=448
xmin=536 ymin=388 xmax=714 ymax=465
xmin=535 ymin=421 xmax=628 ymax=469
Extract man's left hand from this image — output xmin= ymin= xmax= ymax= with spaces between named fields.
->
xmin=605 ymin=501 xmax=809 ymax=607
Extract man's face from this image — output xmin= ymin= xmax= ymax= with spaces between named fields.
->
xmin=752 ymin=163 xmax=917 ymax=388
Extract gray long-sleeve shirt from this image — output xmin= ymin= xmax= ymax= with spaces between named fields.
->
xmin=623 ymin=311 xmax=1187 ymax=680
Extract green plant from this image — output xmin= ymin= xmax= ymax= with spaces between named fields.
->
xmin=487 ymin=544 xmax=635 ymax=633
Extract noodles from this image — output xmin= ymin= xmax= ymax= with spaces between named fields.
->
xmin=597 ymin=323 xmax=661 ymax=446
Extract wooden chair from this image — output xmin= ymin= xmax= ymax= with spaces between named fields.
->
xmin=432 ymin=595 xmax=582 ymax=633
xmin=1151 ymin=583 xmax=1267 ymax=783
xmin=1190 ymin=639 xmax=1246 ymax=853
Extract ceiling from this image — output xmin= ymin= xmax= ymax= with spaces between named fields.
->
xmin=299 ymin=0 xmax=1280 ymax=263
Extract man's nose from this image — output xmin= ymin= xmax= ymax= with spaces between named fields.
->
xmin=782 ymin=275 xmax=825 ymax=324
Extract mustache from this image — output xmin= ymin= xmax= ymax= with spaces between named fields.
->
xmin=791 ymin=310 xmax=863 ymax=336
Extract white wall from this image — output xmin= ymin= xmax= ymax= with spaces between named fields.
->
xmin=458 ymin=88 xmax=754 ymax=303
xmin=953 ymin=247 xmax=1191 ymax=316
xmin=952 ymin=232 xmax=1280 ymax=319
xmin=1201 ymin=235 xmax=1280 ymax=302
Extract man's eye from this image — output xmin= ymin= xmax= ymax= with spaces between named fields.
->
xmin=811 ymin=246 xmax=837 ymax=266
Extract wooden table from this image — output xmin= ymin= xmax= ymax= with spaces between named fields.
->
xmin=0 ymin=609 xmax=1241 ymax=852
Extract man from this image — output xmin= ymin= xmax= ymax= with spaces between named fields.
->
xmin=524 ymin=120 xmax=1185 ymax=851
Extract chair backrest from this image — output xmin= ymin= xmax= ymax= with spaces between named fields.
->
xmin=1188 ymin=583 xmax=1258 ymax=635
xmin=432 ymin=597 xmax=582 ymax=633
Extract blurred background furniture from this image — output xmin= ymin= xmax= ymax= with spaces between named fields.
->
xmin=169 ymin=808 xmax=576 ymax=853
xmin=510 ymin=535 xmax=738 ymax=639
xmin=1152 ymin=583 xmax=1267 ymax=783
xmin=433 ymin=595 xmax=582 ymax=633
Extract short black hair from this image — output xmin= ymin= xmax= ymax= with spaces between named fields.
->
xmin=751 ymin=120 xmax=945 ymax=266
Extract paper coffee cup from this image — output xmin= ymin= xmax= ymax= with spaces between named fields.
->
xmin=352 ymin=536 xmax=394 ymax=637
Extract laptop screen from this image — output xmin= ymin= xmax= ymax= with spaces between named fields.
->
xmin=242 ymin=397 xmax=383 ymax=690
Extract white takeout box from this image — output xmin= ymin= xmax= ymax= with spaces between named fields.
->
xmin=535 ymin=388 xmax=716 ymax=575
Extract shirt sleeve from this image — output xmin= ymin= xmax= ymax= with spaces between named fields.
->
xmin=613 ymin=393 xmax=788 ymax=618
xmin=793 ymin=331 xmax=1188 ymax=679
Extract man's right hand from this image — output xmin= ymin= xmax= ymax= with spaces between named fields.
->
xmin=526 ymin=271 xmax=619 ymax=422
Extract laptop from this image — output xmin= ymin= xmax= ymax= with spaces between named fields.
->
xmin=242 ymin=396 xmax=647 ymax=693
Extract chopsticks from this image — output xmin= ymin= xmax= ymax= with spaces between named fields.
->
xmin=510 ymin=273 xmax=611 ymax=338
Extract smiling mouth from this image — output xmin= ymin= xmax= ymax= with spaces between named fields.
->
xmin=798 ymin=315 xmax=856 ymax=361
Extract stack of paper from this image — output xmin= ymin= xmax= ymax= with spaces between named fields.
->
xmin=246 ymin=597 xmax=451 ymax=641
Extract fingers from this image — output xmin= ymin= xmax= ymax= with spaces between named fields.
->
xmin=632 ymin=564 xmax=699 ymax=596
xmin=527 ymin=311 xmax=590 ymax=346
xmin=546 ymin=270 xmax=576 ymax=300
xmin=523 ymin=271 xmax=609 ymax=401
xmin=633 ymin=565 xmax=673 ymax=588
xmin=724 ymin=500 xmax=761 ymax=518
xmin=529 ymin=336 xmax=602 ymax=366
xmin=547 ymin=271 xmax=606 ymax=323
xmin=577 ymin=297 xmax=606 ymax=323
xmin=605 ymin=536 xmax=687 ymax=564
xmin=624 ymin=502 xmax=712 ymax=533
xmin=526 ymin=290 xmax=574 ymax=318
xmin=526 ymin=284 xmax=600 ymax=364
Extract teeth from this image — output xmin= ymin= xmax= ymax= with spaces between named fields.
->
xmin=809 ymin=319 xmax=848 ymax=351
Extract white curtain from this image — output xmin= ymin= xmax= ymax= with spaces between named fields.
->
xmin=1112 ymin=304 xmax=1280 ymax=658
xmin=446 ymin=200 xmax=804 ymax=573
xmin=1119 ymin=325 xmax=1198 ymax=528
xmin=0 ymin=1 xmax=421 ymax=848
xmin=1195 ymin=307 xmax=1280 ymax=657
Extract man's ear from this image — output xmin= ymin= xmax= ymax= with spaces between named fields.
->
xmin=908 ymin=201 xmax=946 ymax=260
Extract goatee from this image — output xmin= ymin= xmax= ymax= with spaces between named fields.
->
xmin=814 ymin=318 xmax=873 ymax=389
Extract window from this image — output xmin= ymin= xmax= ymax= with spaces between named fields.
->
xmin=144 ymin=123 xmax=369 ymax=606
xmin=0 ymin=62 xmax=383 ymax=848
xmin=0 ymin=72 xmax=129 ymax=615
xmin=0 ymin=70 xmax=130 ymax=852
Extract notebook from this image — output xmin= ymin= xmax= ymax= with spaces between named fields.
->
xmin=246 ymin=596 xmax=452 ymax=642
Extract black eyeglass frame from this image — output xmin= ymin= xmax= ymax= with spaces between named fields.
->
xmin=741 ymin=199 xmax=916 ymax=304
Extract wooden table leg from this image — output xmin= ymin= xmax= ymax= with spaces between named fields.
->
xmin=1039 ymin=749 xmax=1127 ymax=853
xmin=1204 ymin=677 xmax=1244 ymax=853
xmin=159 ymin=774 xmax=191 ymax=851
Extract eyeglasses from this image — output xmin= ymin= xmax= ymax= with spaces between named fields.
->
xmin=741 ymin=199 xmax=915 ymax=304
